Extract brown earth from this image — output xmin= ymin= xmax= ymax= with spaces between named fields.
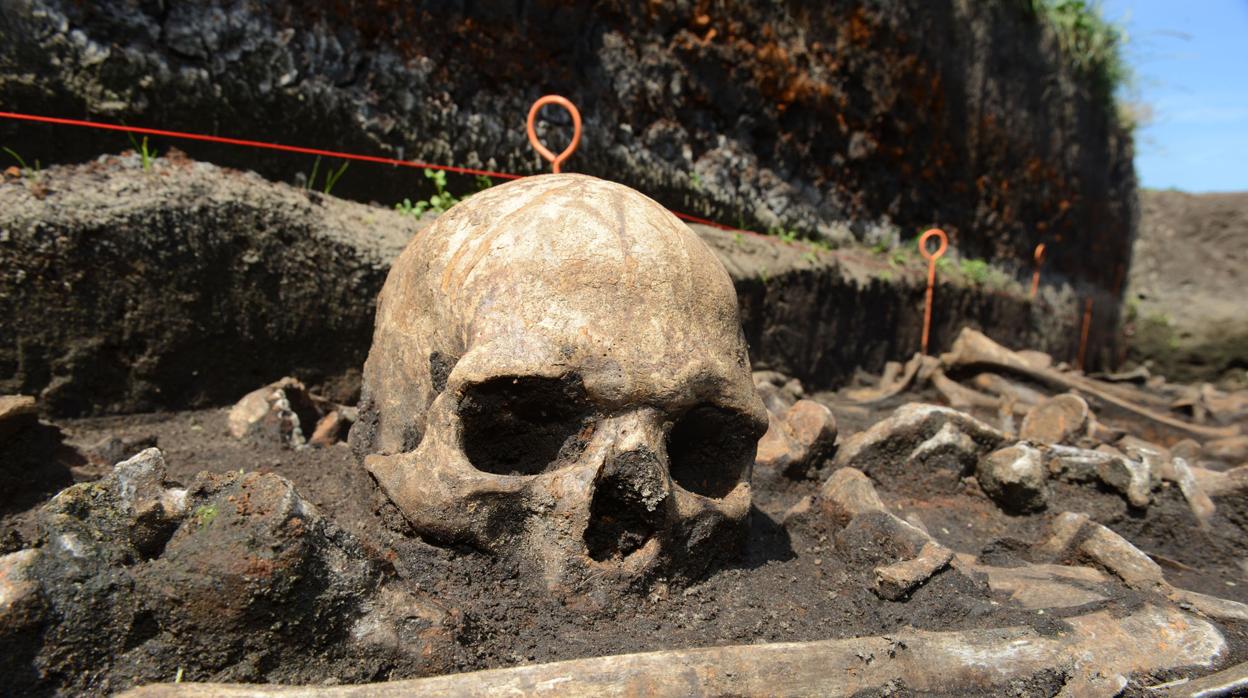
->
xmin=1125 ymin=189 xmax=1248 ymax=385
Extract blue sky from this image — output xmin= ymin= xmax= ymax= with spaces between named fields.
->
xmin=1100 ymin=0 xmax=1248 ymax=192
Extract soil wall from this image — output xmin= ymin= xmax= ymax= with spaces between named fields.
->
xmin=1124 ymin=190 xmax=1248 ymax=384
xmin=0 ymin=157 xmax=1099 ymax=417
xmin=0 ymin=0 xmax=1135 ymax=293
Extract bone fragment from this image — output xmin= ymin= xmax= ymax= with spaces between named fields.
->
xmin=952 ymin=554 xmax=1109 ymax=609
xmin=117 ymin=604 xmax=1227 ymax=698
xmin=819 ymin=467 xmax=887 ymax=525
xmin=1169 ymin=457 xmax=1217 ymax=526
xmin=972 ymin=372 xmax=1047 ymax=406
xmin=1205 ymin=435 xmax=1248 ymax=463
xmin=941 ymin=329 xmax=1240 ymax=440
xmin=874 ymin=541 xmax=954 ymax=600
xmin=832 ymin=403 xmax=1005 ymax=480
xmin=1043 ymin=512 xmax=1248 ymax=623
xmin=1154 ymin=659 xmax=1248 ymax=697
xmin=1020 ymin=393 xmax=1090 ymax=445
xmin=931 ymin=370 xmax=1000 ymax=409
xmin=845 ymin=353 xmax=928 ymax=403
xmin=977 ymin=443 xmax=1049 ymax=513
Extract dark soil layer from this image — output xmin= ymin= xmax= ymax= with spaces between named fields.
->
xmin=5 ymin=394 xmax=1243 ymax=693
xmin=0 ymin=0 xmax=1134 ymax=291
xmin=1125 ymin=190 xmax=1248 ymax=385
xmin=1 ymin=156 xmax=1111 ymax=418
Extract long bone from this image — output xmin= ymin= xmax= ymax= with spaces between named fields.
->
xmin=121 ymin=604 xmax=1224 ymax=698
xmin=940 ymin=329 xmax=1240 ymax=441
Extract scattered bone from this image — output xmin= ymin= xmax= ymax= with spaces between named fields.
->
xmin=976 ymin=443 xmax=1049 ymax=513
xmin=0 ymin=548 xmax=42 ymax=636
xmin=1189 ymin=464 xmax=1248 ymax=498
xmin=952 ymin=554 xmax=1109 ymax=609
xmin=972 ymin=372 xmax=1047 ymax=406
xmin=818 ymin=468 xmax=953 ymax=599
xmin=1172 ymin=384 xmax=1248 ymax=425
xmin=227 ymin=377 xmax=327 ymax=446
xmin=1117 ymin=435 xmax=1170 ymax=482
xmin=1042 ymin=511 xmax=1248 ymax=623
xmin=118 ymin=604 xmax=1226 ymax=698
xmin=833 ymin=403 xmax=1006 ymax=483
xmin=1094 ymin=444 xmax=1153 ymax=508
xmin=753 ymin=371 xmax=806 ymax=416
xmin=1017 ymin=349 xmax=1054 ymax=370
xmin=941 ymin=329 xmax=1240 ymax=441
xmin=1020 ymin=393 xmax=1090 ymax=445
xmin=1167 ymin=457 xmax=1217 ymax=525
xmin=818 ymin=467 xmax=887 ymax=526
xmin=874 ymin=541 xmax=954 ymax=601
xmin=844 ymin=353 xmax=928 ymax=403
xmin=1046 ymin=444 xmax=1152 ymax=507
xmin=1154 ymin=659 xmax=1248 ymax=698
xmin=930 ymin=370 xmax=999 ymax=409
xmin=308 ymin=408 xmax=356 ymax=449
xmin=1092 ymin=365 xmax=1151 ymax=384
xmin=0 ymin=395 xmax=37 ymax=441
xmin=1077 ymin=519 xmax=1166 ymax=590
xmin=755 ymin=399 xmax=837 ymax=479
xmin=1204 ymin=435 xmax=1248 ymax=463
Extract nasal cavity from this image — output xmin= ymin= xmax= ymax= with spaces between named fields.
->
xmin=584 ymin=449 xmax=667 ymax=562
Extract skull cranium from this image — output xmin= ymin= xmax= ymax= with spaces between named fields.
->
xmin=350 ymin=174 xmax=766 ymax=590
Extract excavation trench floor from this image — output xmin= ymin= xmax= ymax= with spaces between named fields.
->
xmin=5 ymin=387 xmax=1246 ymax=690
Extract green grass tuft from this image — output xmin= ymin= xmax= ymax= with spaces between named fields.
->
xmin=1026 ymin=0 xmax=1130 ymax=108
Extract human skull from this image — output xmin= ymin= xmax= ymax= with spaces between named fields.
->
xmin=350 ymin=174 xmax=767 ymax=591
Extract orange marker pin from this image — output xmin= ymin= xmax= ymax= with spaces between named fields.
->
xmin=1029 ymin=243 xmax=1046 ymax=300
xmin=1077 ymin=297 xmax=1093 ymax=371
xmin=526 ymin=95 xmax=582 ymax=174
xmin=918 ymin=228 xmax=949 ymax=355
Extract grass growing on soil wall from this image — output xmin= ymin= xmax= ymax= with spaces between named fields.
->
xmin=1024 ymin=0 xmax=1131 ymax=117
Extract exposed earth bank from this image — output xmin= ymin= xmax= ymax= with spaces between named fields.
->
xmin=0 ymin=155 xmax=1102 ymax=417
xmin=1125 ymin=189 xmax=1248 ymax=386
xmin=0 ymin=0 xmax=1134 ymax=293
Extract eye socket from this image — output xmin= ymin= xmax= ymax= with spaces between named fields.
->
xmin=458 ymin=375 xmax=594 ymax=476
xmin=667 ymin=404 xmax=762 ymax=498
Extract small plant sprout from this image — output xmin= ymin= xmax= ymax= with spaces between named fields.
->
xmin=395 ymin=168 xmax=464 ymax=218
xmin=322 ymin=160 xmax=349 ymax=195
xmin=474 ymin=174 xmax=494 ymax=192
xmin=306 ymin=156 xmax=321 ymax=191
xmin=690 ymin=170 xmax=703 ymax=191
xmin=2 ymin=146 xmax=40 ymax=180
xmin=304 ymin=156 xmax=350 ymax=195
xmin=733 ymin=231 xmax=744 ymax=247
xmin=802 ymin=251 xmax=818 ymax=264
xmin=126 ymin=132 xmax=158 ymax=171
